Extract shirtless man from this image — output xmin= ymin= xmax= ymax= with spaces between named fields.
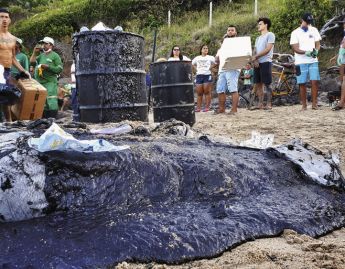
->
xmin=0 ymin=8 xmax=30 ymax=121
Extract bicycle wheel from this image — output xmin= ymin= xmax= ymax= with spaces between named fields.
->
xmin=239 ymin=94 xmax=249 ymax=108
xmin=279 ymin=76 xmax=299 ymax=105
xmin=271 ymin=71 xmax=282 ymax=92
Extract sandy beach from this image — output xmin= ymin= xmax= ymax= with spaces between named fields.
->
xmin=116 ymin=104 xmax=345 ymax=269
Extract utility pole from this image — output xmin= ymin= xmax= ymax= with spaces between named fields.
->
xmin=168 ymin=10 xmax=171 ymax=27
xmin=209 ymin=1 xmax=213 ymax=27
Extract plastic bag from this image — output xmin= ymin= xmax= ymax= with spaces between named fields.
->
xmin=90 ymin=124 xmax=132 ymax=135
xmin=28 ymin=123 xmax=129 ymax=153
xmin=240 ymin=131 xmax=274 ymax=149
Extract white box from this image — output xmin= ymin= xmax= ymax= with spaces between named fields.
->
xmin=218 ymin=36 xmax=252 ymax=71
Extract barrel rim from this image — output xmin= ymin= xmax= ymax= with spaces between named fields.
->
xmin=73 ymin=31 xmax=144 ymax=40
xmin=150 ymin=60 xmax=192 ymax=66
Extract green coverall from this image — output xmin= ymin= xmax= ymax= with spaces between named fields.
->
xmin=34 ymin=51 xmax=63 ymax=111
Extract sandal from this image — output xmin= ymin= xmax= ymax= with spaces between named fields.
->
xmin=195 ymin=108 xmax=201 ymax=112
xmin=202 ymin=108 xmax=209 ymax=112
xmin=332 ymin=105 xmax=344 ymax=111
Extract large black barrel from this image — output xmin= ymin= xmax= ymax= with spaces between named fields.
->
xmin=150 ymin=61 xmax=195 ymax=126
xmin=72 ymin=31 xmax=148 ymax=123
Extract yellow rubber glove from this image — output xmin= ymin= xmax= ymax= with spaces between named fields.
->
xmin=38 ymin=65 xmax=43 ymax=77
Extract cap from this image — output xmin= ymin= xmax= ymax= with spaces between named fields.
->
xmin=39 ymin=37 xmax=54 ymax=46
xmin=302 ymin=13 xmax=314 ymax=24
xmin=16 ymin=38 xmax=23 ymax=44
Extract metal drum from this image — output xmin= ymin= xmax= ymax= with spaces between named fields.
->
xmin=72 ymin=31 xmax=148 ymax=123
xmin=150 ymin=61 xmax=195 ymax=126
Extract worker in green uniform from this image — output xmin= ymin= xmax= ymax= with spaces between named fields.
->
xmin=10 ymin=38 xmax=29 ymax=79
xmin=30 ymin=36 xmax=63 ymax=118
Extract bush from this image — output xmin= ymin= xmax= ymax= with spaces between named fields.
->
xmin=270 ymin=0 xmax=334 ymax=52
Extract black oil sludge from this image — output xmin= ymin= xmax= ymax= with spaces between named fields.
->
xmin=73 ymin=31 xmax=148 ymax=123
xmin=151 ymin=61 xmax=196 ymax=126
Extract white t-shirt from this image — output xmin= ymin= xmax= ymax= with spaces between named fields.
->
xmin=0 ymin=64 xmax=5 ymax=84
xmin=192 ymin=55 xmax=215 ymax=75
xmin=168 ymin=55 xmax=191 ymax=61
xmin=290 ymin=26 xmax=321 ymax=65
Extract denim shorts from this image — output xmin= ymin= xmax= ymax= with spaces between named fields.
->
xmin=216 ymin=70 xmax=240 ymax=93
xmin=296 ymin=62 xmax=320 ymax=84
xmin=195 ymin=74 xmax=213 ymax=85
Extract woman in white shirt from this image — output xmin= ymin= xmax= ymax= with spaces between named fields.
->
xmin=168 ymin=45 xmax=191 ymax=61
xmin=192 ymin=44 xmax=216 ymax=112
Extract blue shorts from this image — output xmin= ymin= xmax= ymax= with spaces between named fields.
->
xmin=195 ymin=74 xmax=213 ymax=85
xmin=216 ymin=70 xmax=240 ymax=93
xmin=296 ymin=62 xmax=320 ymax=84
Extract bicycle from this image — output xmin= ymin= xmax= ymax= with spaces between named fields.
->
xmin=247 ymin=53 xmax=299 ymax=108
xmin=271 ymin=53 xmax=298 ymax=98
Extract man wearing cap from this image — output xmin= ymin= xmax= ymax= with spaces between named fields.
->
xmin=0 ymin=8 xmax=30 ymax=121
xmin=10 ymin=38 xmax=29 ymax=79
xmin=290 ymin=12 xmax=321 ymax=110
xmin=30 ymin=36 xmax=63 ymax=118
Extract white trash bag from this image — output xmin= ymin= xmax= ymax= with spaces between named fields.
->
xmin=28 ymin=123 xmax=129 ymax=153
xmin=240 ymin=131 xmax=274 ymax=149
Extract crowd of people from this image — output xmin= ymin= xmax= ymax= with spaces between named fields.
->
xmin=1 ymin=6 xmax=344 ymax=124
xmin=0 ymin=7 xmax=70 ymax=122
xmin=184 ymin=12 xmax=330 ymax=115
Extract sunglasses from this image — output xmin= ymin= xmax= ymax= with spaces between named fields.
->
xmin=173 ymin=48 xmax=180 ymax=51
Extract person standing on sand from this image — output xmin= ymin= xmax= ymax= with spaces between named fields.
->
xmin=0 ymin=8 xmax=30 ymax=121
xmin=251 ymin=17 xmax=275 ymax=110
xmin=290 ymin=12 xmax=321 ymax=110
xmin=10 ymin=38 xmax=29 ymax=79
xmin=214 ymin=25 xmax=240 ymax=115
xmin=331 ymin=20 xmax=345 ymax=111
xmin=30 ymin=36 xmax=63 ymax=119
xmin=168 ymin=45 xmax=191 ymax=61
xmin=192 ymin=44 xmax=216 ymax=112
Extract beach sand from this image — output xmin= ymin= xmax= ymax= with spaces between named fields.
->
xmin=116 ymin=104 xmax=345 ymax=269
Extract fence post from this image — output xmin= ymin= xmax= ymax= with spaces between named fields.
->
xmin=209 ymin=1 xmax=213 ymax=27
xmin=168 ymin=10 xmax=171 ymax=27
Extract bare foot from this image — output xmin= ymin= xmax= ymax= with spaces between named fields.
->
xmin=214 ymin=109 xmax=225 ymax=115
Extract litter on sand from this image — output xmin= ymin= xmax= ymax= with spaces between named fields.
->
xmin=28 ymin=123 xmax=129 ymax=153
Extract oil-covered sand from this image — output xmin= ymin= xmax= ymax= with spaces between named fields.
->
xmin=118 ymin=104 xmax=345 ymax=269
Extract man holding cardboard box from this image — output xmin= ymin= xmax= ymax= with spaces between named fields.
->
xmin=214 ymin=25 xmax=241 ymax=115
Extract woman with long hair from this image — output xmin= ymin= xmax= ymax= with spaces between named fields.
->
xmin=192 ymin=44 xmax=216 ymax=112
xmin=168 ymin=45 xmax=190 ymax=61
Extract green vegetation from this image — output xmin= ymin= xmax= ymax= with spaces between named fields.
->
xmin=6 ymin=0 xmax=344 ymax=68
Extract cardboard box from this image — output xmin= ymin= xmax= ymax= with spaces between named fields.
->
xmin=218 ymin=36 xmax=252 ymax=71
xmin=11 ymin=78 xmax=47 ymax=120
